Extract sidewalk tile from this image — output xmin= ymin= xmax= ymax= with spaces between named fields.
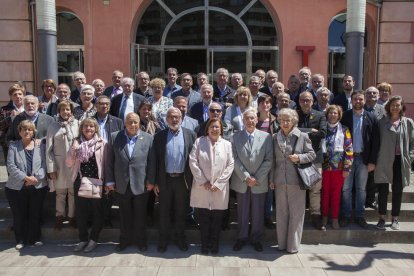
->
xmin=298 ymin=254 xmax=355 ymax=268
xmin=268 ymin=267 xmax=326 ymax=276
xmin=101 ymin=266 xmax=159 ymax=276
xmin=43 ymin=267 xmax=104 ymax=276
xmin=44 ymin=253 xmax=94 ymax=267
xmin=144 ymin=253 xmax=197 ymax=267
xmin=323 ymin=267 xmax=382 ymax=276
xmin=0 ymin=267 xmax=47 ymax=276
xmin=196 ymin=254 xmax=249 ymax=267
xmin=157 ymin=267 xmax=213 ymax=276
xmin=88 ymin=252 xmax=146 ymax=267
xmin=248 ymin=253 xmax=302 ymax=267
xmin=214 ymin=267 xmax=270 ymax=276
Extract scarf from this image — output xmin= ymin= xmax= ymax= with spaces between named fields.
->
xmin=323 ymin=122 xmax=344 ymax=153
xmin=57 ymin=115 xmax=75 ymax=146
xmin=75 ymin=134 xmax=99 ymax=163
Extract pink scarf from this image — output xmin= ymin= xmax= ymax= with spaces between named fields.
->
xmin=75 ymin=134 xmax=100 ymax=163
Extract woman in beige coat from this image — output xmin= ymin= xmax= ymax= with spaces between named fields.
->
xmin=374 ymin=96 xmax=414 ymax=230
xmin=270 ymin=108 xmax=316 ymax=253
xmin=189 ymin=118 xmax=234 ymax=255
xmin=46 ymin=100 xmax=79 ymax=230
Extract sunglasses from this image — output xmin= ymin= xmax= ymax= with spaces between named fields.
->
xmin=209 ymin=109 xmax=222 ymax=113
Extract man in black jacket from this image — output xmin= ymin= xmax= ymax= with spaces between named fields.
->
xmin=297 ymin=91 xmax=327 ymax=230
xmin=340 ymin=90 xmax=380 ymax=228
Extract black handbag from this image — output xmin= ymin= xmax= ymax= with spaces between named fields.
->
xmin=292 ymin=136 xmax=321 ymax=190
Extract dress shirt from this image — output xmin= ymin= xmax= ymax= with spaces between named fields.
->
xmin=165 ymin=127 xmax=185 ymax=173
xmin=352 ymin=111 xmax=364 ymax=153
xmin=163 ymin=84 xmax=182 ymax=97
xmin=97 ymin=115 xmax=108 ymax=142
xmin=120 ymin=94 xmax=134 ymax=121
xmin=125 ymin=130 xmax=140 ymax=158
xmin=111 ymin=86 xmax=123 ymax=98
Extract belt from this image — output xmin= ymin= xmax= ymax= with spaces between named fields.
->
xmin=167 ymin=173 xmax=184 ymax=178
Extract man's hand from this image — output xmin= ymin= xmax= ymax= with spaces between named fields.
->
xmin=48 ymin=172 xmax=58 ymax=180
xmin=153 ymin=185 xmax=160 ymax=196
xmin=367 ymin=163 xmax=376 ymax=172
xmin=25 ymin=176 xmax=38 ymax=186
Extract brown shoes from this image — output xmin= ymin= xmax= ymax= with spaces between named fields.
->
xmin=68 ymin=217 xmax=77 ymax=229
xmin=54 ymin=216 xmax=65 ymax=231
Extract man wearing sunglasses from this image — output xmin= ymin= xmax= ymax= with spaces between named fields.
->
xmin=195 ymin=102 xmax=232 ymax=140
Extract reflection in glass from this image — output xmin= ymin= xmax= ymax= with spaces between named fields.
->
xmin=139 ymin=49 xmax=163 ymax=78
xmin=212 ymin=52 xmax=246 ymax=73
xmin=162 ymin=0 xmax=204 ymax=14
xmin=58 ymin=51 xmax=81 ymax=73
xmin=136 ymin=1 xmax=172 ymax=45
xmin=209 ymin=0 xmax=252 ymax=14
xmin=209 ymin=12 xmax=247 ymax=46
xmin=165 ymin=50 xmax=206 ymax=75
xmin=241 ymin=1 xmax=277 ymax=46
xmin=166 ymin=11 xmax=204 ymax=45
xmin=57 ymin=13 xmax=84 ymax=45
xmin=252 ymin=50 xmax=278 ymax=72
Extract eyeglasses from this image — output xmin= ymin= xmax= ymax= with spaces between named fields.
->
xmin=97 ymin=102 xmax=110 ymax=106
xmin=209 ymin=109 xmax=222 ymax=113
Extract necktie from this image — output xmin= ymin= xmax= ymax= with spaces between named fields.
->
xmin=119 ymin=95 xmax=128 ymax=119
xmin=249 ymin=134 xmax=254 ymax=148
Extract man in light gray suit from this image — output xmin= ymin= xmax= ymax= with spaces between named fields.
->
xmin=105 ymin=112 xmax=154 ymax=252
xmin=230 ymin=108 xmax=273 ymax=252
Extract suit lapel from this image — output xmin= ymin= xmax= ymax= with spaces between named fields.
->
xmin=131 ymin=132 xmax=144 ymax=157
xmin=242 ymin=131 xmax=251 ymax=152
xmin=16 ymin=141 xmax=27 ymax=172
xmin=32 ymin=144 xmax=40 ymax=174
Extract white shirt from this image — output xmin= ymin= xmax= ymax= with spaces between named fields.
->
xmin=121 ymin=94 xmax=134 ymax=121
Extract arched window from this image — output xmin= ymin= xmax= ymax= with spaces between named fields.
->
xmin=134 ymin=0 xmax=278 ymax=79
xmin=56 ymin=12 xmax=84 ymax=88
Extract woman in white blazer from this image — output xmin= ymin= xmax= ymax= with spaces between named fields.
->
xmin=46 ymin=100 xmax=79 ymax=230
xmin=189 ymin=118 xmax=234 ymax=255
xmin=6 ymin=120 xmax=48 ymax=250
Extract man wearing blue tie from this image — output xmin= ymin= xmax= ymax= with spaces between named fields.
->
xmin=109 ymin=77 xmax=145 ymax=120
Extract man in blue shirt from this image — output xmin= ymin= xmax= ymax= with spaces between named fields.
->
xmin=148 ymin=107 xmax=197 ymax=253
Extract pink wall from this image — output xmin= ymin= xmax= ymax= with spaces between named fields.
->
xmin=55 ymin=0 xmax=379 ymax=91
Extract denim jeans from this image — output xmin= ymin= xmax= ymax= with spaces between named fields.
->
xmin=341 ymin=155 xmax=368 ymax=218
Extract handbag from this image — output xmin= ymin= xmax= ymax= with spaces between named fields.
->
xmin=78 ymin=176 xmax=103 ymax=199
xmin=292 ymin=136 xmax=322 ymax=190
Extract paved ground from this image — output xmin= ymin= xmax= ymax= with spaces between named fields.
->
xmin=0 ymin=242 xmax=413 ymax=275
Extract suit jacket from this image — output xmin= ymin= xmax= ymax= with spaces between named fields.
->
xmin=364 ymin=103 xmax=386 ymax=121
xmin=70 ymin=89 xmax=80 ymax=103
xmin=341 ymin=109 xmax=380 ymax=165
xmin=181 ymin=116 xmax=199 ymax=132
xmin=224 ymin=105 xmax=244 ymax=133
xmin=103 ymin=86 xmax=123 ymax=98
xmin=297 ymin=108 xmax=327 ymax=162
xmin=6 ymin=139 xmax=48 ymax=190
xmin=147 ymin=127 xmax=197 ymax=190
xmin=213 ymin=85 xmax=235 ymax=104
xmin=189 ymin=136 xmax=234 ymax=210
xmin=331 ymin=92 xmax=351 ymax=112
xmin=105 ymin=130 xmax=153 ymax=196
xmin=7 ymin=113 xmax=55 ymax=143
xmin=230 ymin=129 xmax=273 ymax=194
xmin=46 ymin=119 xmax=80 ymax=189
xmin=270 ymin=127 xmax=316 ymax=186
xmin=189 ymin=101 xmax=209 ymax=124
xmin=171 ymin=89 xmax=202 ymax=112
xmin=94 ymin=114 xmax=124 ymax=135
xmin=259 ymin=86 xmax=272 ymax=96
xmin=109 ymin=93 xmax=145 ymax=118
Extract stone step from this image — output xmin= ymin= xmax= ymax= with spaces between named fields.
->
xmin=0 ymin=218 xmax=413 ymax=244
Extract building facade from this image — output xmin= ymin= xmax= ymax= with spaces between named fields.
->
xmin=1 ymin=0 xmax=413 ymax=115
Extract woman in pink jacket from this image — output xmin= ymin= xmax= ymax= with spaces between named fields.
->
xmin=189 ymin=118 xmax=234 ymax=255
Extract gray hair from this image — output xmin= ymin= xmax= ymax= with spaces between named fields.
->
xmin=266 ymin=70 xmax=278 ymax=78
xmin=200 ymin=83 xmax=213 ymax=92
xmin=215 ymin=68 xmax=229 ymax=78
xmin=23 ymin=95 xmax=39 ymax=105
xmin=121 ymin=77 xmax=135 ymax=86
xmin=166 ymin=107 xmax=182 ymax=118
xmin=72 ymin=71 xmax=85 ymax=80
xmin=92 ymin=78 xmax=105 ymax=87
xmin=312 ymin=73 xmax=325 ymax=82
xmin=231 ymin=73 xmax=242 ymax=79
xmin=365 ymin=86 xmax=379 ymax=94
xmin=278 ymin=108 xmax=299 ymax=127
xmin=80 ymin=84 xmax=95 ymax=94
xmin=96 ymin=95 xmax=111 ymax=104
xmin=316 ymin=87 xmax=331 ymax=96
xmin=208 ymin=102 xmax=222 ymax=110
xmin=242 ymin=108 xmax=257 ymax=120
xmin=249 ymin=75 xmax=261 ymax=83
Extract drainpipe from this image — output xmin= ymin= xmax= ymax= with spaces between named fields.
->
xmin=345 ymin=0 xmax=366 ymax=90
xmin=36 ymin=0 xmax=58 ymax=84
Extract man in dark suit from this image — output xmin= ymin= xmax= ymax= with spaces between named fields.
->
xmin=95 ymin=95 xmax=124 ymax=227
xmin=189 ymin=83 xmax=215 ymax=124
xmin=109 ymin=77 xmax=145 ymax=120
xmin=134 ymin=71 xmax=152 ymax=98
xmin=259 ymin=70 xmax=278 ymax=96
xmin=213 ymin=68 xmax=235 ymax=105
xmin=70 ymin=71 xmax=86 ymax=103
xmin=147 ymin=107 xmax=197 ymax=253
xmin=103 ymin=70 xmax=123 ymax=99
xmin=174 ymin=96 xmax=198 ymax=132
xmin=7 ymin=95 xmax=55 ymax=142
xmin=340 ymin=90 xmax=380 ymax=228
xmin=195 ymin=102 xmax=232 ymax=140
xmin=297 ymin=91 xmax=327 ymax=230
xmin=331 ymin=75 xmax=355 ymax=112
xmin=105 ymin=112 xmax=154 ymax=252
xmin=171 ymin=73 xmax=202 ymax=112
xmin=46 ymin=83 xmax=79 ymax=117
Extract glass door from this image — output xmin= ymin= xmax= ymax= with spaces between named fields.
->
xmin=327 ymin=47 xmax=346 ymax=95
xmin=208 ymin=48 xmax=249 ymax=84
xmin=57 ymin=45 xmax=84 ymax=90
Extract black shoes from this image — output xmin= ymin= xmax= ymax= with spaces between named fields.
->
xmin=137 ymin=244 xmax=148 ymax=252
xmin=339 ymin=217 xmax=350 ymax=227
xmin=232 ymin=240 xmax=246 ymax=251
xmin=376 ymin=218 xmax=386 ymax=230
xmin=355 ymin=217 xmax=369 ymax=228
xmin=252 ymin=242 xmax=263 ymax=252
xmin=157 ymin=244 xmax=167 ymax=253
xmin=115 ymin=243 xmax=128 ymax=252
xmin=176 ymin=240 xmax=188 ymax=251
xmin=264 ymin=218 xmax=276 ymax=229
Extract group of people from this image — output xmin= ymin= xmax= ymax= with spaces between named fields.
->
xmin=1 ymin=65 xmax=412 ymax=255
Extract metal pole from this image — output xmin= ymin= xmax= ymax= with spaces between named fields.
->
xmin=36 ymin=0 xmax=58 ymax=84
xmin=345 ymin=0 xmax=366 ymax=90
